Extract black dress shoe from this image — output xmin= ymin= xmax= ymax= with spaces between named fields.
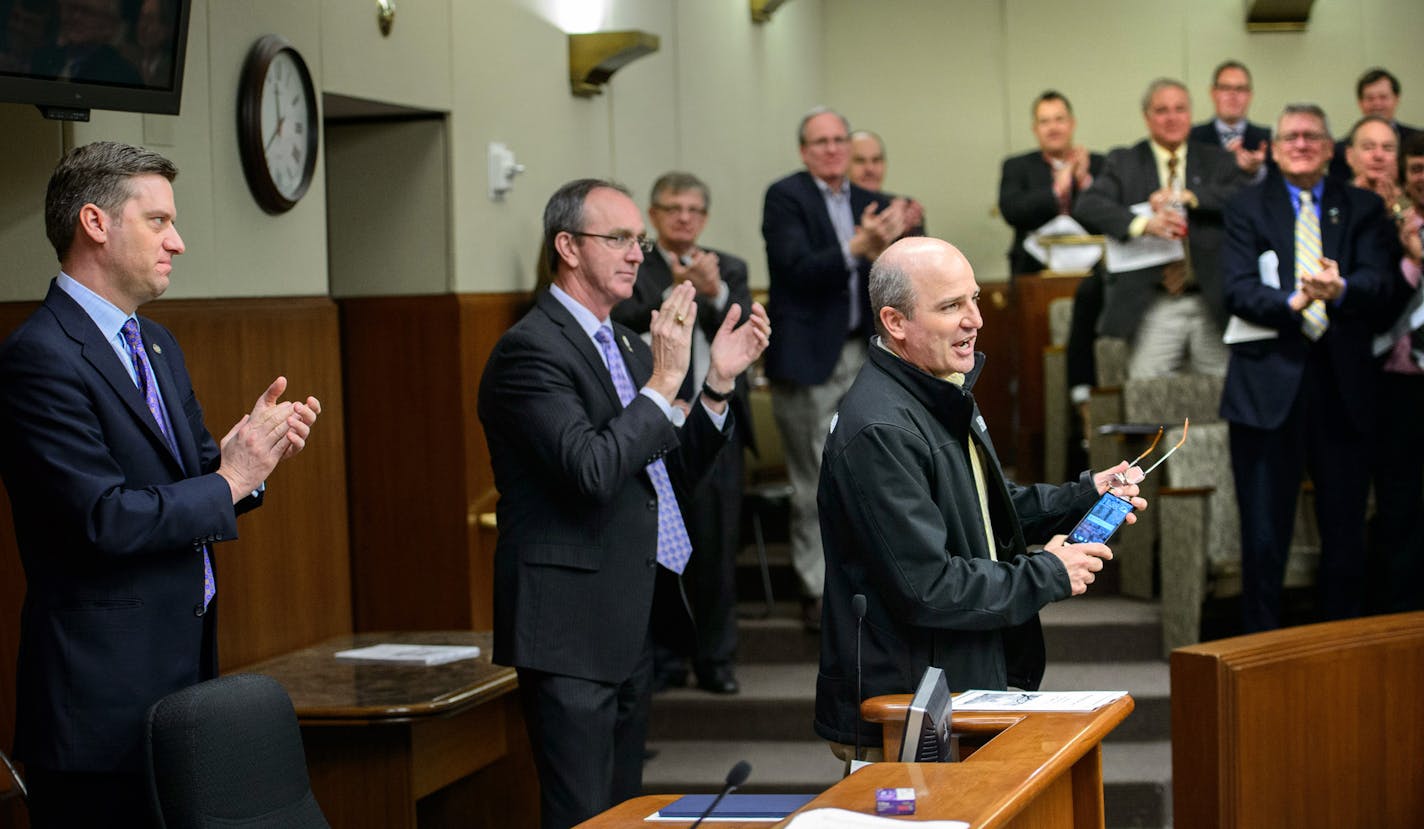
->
xmin=652 ymin=668 xmax=688 ymax=693
xmin=695 ymin=665 xmax=740 ymax=694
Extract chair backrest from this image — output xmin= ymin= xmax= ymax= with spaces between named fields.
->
xmin=1122 ymin=371 xmax=1225 ymax=426
xmin=1161 ymin=421 xmax=1239 ymax=568
xmin=145 ymin=673 xmax=330 ymax=829
xmin=1094 ymin=337 xmax=1130 ymax=388
xmin=1047 ymin=296 xmax=1074 ymax=348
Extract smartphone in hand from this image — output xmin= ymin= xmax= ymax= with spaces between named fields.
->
xmin=1066 ymin=492 xmax=1134 ymax=544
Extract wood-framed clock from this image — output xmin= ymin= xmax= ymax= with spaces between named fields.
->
xmin=237 ymin=34 xmax=319 ymax=214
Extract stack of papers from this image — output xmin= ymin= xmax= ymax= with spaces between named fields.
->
xmin=953 ymin=689 xmax=1126 ymax=711
xmin=333 ymin=644 xmax=481 ymax=666
xmin=651 ymin=794 xmax=815 ymax=822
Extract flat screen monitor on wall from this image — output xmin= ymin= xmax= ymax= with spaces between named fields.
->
xmin=0 ymin=0 xmax=192 ymax=120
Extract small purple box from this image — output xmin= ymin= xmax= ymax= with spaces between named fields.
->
xmin=875 ymin=787 xmax=916 ymax=815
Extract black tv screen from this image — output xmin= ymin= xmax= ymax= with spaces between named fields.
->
xmin=0 ymin=0 xmax=192 ymax=118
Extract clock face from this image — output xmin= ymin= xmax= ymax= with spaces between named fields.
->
xmin=238 ymin=35 xmax=319 ymax=214
xmin=260 ymin=52 xmax=311 ymax=201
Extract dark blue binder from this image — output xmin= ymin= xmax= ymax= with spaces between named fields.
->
xmin=657 ymin=793 xmax=817 ymax=819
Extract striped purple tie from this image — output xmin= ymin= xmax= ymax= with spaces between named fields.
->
xmin=121 ymin=319 xmax=215 ymax=606
xmin=594 ymin=326 xmax=692 ymax=574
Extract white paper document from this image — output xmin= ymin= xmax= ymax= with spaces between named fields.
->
xmin=952 ymin=689 xmax=1126 ymax=711
xmin=1023 ymin=215 xmax=1103 ymax=272
xmin=1104 ymin=202 xmax=1183 ymax=273
xmin=783 ymin=808 xmax=968 ymax=829
xmin=333 ymin=644 xmax=481 ymax=666
xmin=1222 ymin=250 xmax=1284 ymax=344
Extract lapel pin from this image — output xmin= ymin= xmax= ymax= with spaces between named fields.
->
xmin=152 ymin=343 xmax=163 ymax=355
xmin=621 ymin=334 xmax=631 ymax=352
xmin=1328 ymin=207 xmax=1340 ymax=224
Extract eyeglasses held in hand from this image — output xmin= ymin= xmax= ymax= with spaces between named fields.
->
xmin=1113 ymin=418 xmax=1190 ymax=486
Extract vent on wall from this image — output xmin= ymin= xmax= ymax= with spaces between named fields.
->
xmin=1245 ymin=0 xmax=1315 ymax=32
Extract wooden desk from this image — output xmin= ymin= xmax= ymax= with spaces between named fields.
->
xmin=240 ymin=630 xmax=535 ymax=829
xmin=580 ymin=697 xmax=1133 ymax=828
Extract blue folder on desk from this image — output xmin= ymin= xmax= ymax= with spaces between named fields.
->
xmin=658 ymin=793 xmax=816 ymax=819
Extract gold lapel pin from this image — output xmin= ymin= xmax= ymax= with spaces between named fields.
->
xmin=152 ymin=344 xmax=163 ymax=355
xmin=621 ymin=334 xmax=631 ymax=352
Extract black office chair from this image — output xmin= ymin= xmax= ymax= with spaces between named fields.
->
xmin=0 ymin=747 xmax=26 ymax=807
xmin=145 ymin=673 xmax=330 ymax=828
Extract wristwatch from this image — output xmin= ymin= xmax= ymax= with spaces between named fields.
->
xmin=700 ymin=382 xmax=732 ymax=403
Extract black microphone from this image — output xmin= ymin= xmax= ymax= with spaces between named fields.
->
xmin=852 ymin=593 xmax=867 ymax=763
xmin=689 ymin=760 xmax=751 ymax=829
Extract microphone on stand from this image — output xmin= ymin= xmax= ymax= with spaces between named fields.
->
xmin=689 ymin=760 xmax=751 ymax=829
xmin=851 ymin=593 xmax=868 ymax=763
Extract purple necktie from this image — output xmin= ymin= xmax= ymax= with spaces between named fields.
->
xmin=121 ymin=319 xmax=215 ymax=607
xmin=594 ymin=326 xmax=692 ymax=574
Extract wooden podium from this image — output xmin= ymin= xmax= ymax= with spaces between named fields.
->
xmin=581 ymin=695 xmax=1132 ymax=828
xmin=1171 ymin=612 xmax=1424 ymax=829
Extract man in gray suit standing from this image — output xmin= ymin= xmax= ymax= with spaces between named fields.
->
xmin=1075 ymin=78 xmax=1246 ymax=378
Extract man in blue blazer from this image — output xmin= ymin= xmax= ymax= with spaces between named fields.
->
xmin=1220 ymin=104 xmax=1403 ymax=632
xmin=761 ymin=107 xmax=908 ymax=628
xmin=0 ymin=141 xmax=320 ymax=826
xmin=1189 ymin=60 xmax=1271 ymax=183
xmin=480 ymin=179 xmax=769 ymax=829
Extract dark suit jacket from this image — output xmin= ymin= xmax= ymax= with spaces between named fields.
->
xmin=1190 ymin=120 xmax=1272 ymax=153
xmin=479 ymin=289 xmax=731 ymax=684
xmin=1072 ymin=139 xmax=1245 ymax=338
xmin=997 ymin=150 xmax=1106 ymax=278
xmin=610 ymin=247 xmax=757 ymax=456
xmin=1219 ymin=173 xmax=1402 ymax=431
xmin=761 ymin=171 xmax=893 ymax=386
xmin=0 ymin=281 xmax=257 ymax=773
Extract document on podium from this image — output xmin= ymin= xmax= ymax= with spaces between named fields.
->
xmin=649 ymin=793 xmax=816 ymax=822
xmin=953 ymin=689 xmax=1126 ymax=711
xmin=782 ymin=808 xmax=968 ymax=828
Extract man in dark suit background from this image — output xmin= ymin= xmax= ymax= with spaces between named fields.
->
xmin=1189 ymin=60 xmax=1271 ymax=183
xmin=0 ymin=141 xmax=320 ymax=826
xmin=1220 ymin=104 xmax=1401 ymax=632
xmin=480 ymin=179 xmax=769 ymax=829
xmin=999 ymin=90 xmax=1105 ymax=279
xmin=611 ymin=171 xmax=755 ymax=696
xmin=1074 ymin=78 xmax=1245 ymax=379
xmin=849 ymin=130 xmax=926 ymax=235
xmin=1329 ymin=67 xmax=1421 ymax=182
xmin=761 ymin=107 xmax=907 ymax=630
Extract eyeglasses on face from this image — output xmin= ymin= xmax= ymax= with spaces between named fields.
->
xmin=1276 ymin=131 xmax=1330 ymax=145
xmin=570 ymin=231 xmax=654 ymax=254
xmin=651 ymin=203 xmax=708 ymax=217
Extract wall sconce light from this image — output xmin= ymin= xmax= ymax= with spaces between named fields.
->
xmin=750 ymin=0 xmax=789 ymax=23
xmin=568 ymin=30 xmax=660 ymax=97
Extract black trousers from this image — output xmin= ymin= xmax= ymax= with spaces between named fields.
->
xmin=516 ymin=636 xmax=654 ymax=829
xmin=1231 ymin=348 xmax=1371 ymax=632
xmin=1367 ymin=371 xmax=1424 ymax=613
xmin=25 ymin=768 xmax=153 ymax=828
xmin=652 ymin=445 xmax=743 ymax=675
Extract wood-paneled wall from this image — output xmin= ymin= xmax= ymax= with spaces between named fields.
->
xmin=340 ymin=292 xmax=527 ymax=634
xmin=0 ymin=296 xmax=352 ymax=775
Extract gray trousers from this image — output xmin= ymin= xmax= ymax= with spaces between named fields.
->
xmin=770 ymin=339 xmax=866 ymax=599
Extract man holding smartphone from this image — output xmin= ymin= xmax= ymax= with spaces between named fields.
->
xmin=812 ymin=236 xmax=1146 ymax=767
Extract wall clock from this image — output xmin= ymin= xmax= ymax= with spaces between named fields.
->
xmin=237 ymin=34 xmax=319 ymax=214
